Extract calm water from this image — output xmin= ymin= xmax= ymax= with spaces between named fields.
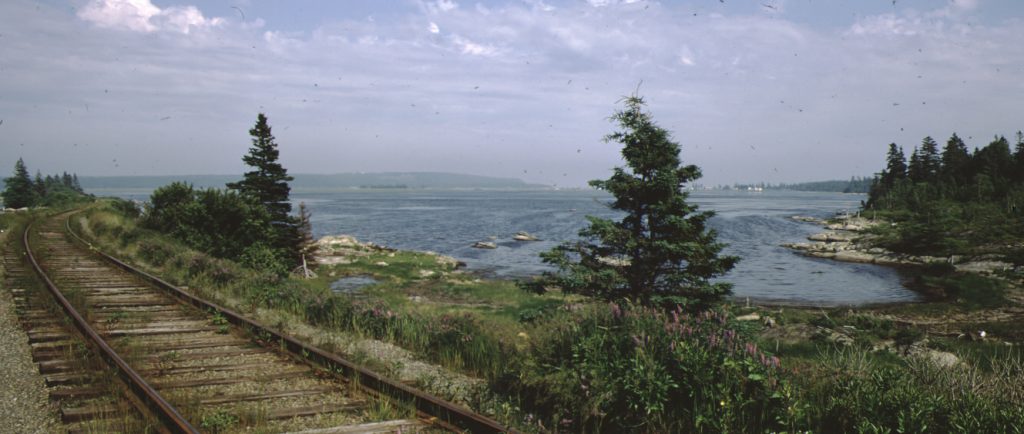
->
xmin=292 ymin=189 xmax=918 ymax=306
xmin=93 ymin=188 xmax=919 ymax=305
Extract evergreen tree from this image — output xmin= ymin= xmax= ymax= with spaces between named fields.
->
xmin=227 ymin=113 xmax=297 ymax=261
xmin=973 ymin=136 xmax=1014 ymax=182
xmin=907 ymin=147 xmax=925 ymax=182
xmin=1013 ymin=131 xmax=1024 ymax=182
xmin=940 ymin=133 xmax=971 ymax=183
xmin=533 ymin=96 xmax=737 ymax=307
xmin=2 ymin=158 xmax=36 ymax=208
xmin=227 ymin=113 xmax=295 ymax=222
xmin=33 ymin=170 xmax=47 ymax=199
xmin=882 ymin=143 xmax=906 ymax=187
xmin=918 ymin=136 xmax=941 ymax=181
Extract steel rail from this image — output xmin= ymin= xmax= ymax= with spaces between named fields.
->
xmin=22 ymin=219 xmax=200 ymax=434
xmin=64 ymin=212 xmax=515 ymax=434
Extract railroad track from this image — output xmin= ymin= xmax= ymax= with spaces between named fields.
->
xmin=3 ymin=247 xmax=154 ymax=433
xmin=10 ymin=212 xmax=511 ymax=434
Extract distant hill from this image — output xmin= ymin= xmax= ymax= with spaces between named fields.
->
xmin=78 ymin=172 xmax=547 ymax=192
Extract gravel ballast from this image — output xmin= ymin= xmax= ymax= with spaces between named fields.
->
xmin=1 ymin=262 xmax=60 ymax=432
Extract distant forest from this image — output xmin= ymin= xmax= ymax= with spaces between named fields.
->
xmin=76 ymin=172 xmax=545 ymax=191
xmin=732 ymin=177 xmax=874 ymax=193
xmin=773 ymin=177 xmax=875 ymax=193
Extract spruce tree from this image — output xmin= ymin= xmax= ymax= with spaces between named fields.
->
xmin=33 ymin=170 xmax=47 ymax=199
xmin=918 ymin=136 xmax=941 ymax=181
xmin=534 ymin=96 xmax=737 ymax=307
xmin=907 ymin=147 xmax=925 ymax=182
xmin=227 ymin=113 xmax=297 ymax=261
xmin=2 ymin=158 xmax=36 ymax=208
xmin=1013 ymin=131 xmax=1024 ymax=183
xmin=941 ymin=133 xmax=971 ymax=183
xmin=227 ymin=113 xmax=294 ymax=222
xmin=882 ymin=143 xmax=906 ymax=187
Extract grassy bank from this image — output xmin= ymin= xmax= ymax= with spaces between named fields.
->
xmin=73 ymin=199 xmax=1024 ymax=432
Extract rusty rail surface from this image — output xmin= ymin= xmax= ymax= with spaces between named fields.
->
xmin=64 ymin=212 xmax=514 ymax=434
xmin=22 ymin=219 xmax=201 ymax=434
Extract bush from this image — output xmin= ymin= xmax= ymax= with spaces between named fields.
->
xmin=239 ymin=243 xmax=289 ymax=277
xmin=137 ymin=240 xmax=174 ymax=267
xmin=494 ymin=304 xmax=793 ymax=433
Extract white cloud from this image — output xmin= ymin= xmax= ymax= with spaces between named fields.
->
xmin=78 ymin=0 xmax=160 ymax=32
xmin=452 ymin=35 xmax=496 ymax=56
xmin=426 ymin=0 xmax=458 ymax=13
xmin=439 ymin=0 xmax=458 ymax=12
xmin=78 ymin=0 xmax=223 ymax=34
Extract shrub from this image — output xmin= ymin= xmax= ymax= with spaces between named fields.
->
xmin=137 ymin=240 xmax=174 ymax=267
xmin=495 ymin=304 xmax=793 ymax=433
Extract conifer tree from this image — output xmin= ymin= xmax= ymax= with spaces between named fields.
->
xmin=533 ymin=96 xmax=737 ymax=307
xmin=227 ymin=113 xmax=297 ymax=260
xmin=941 ymin=133 xmax=971 ymax=183
xmin=918 ymin=136 xmax=941 ymax=181
xmin=882 ymin=143 xmax=906 ymax=187
xmin=33 ymin=170 xmax=47 ymax=199
xmin=227 ymin=113 xmax=294 ymax=222
xmin=907 ymin=147 xmax=925 ymax=182
xmin=2 ymin=158 xmax=36 ymax=208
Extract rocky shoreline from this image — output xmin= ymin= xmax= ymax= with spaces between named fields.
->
xmin=783 ymin=215 xmax=1016 ymax=275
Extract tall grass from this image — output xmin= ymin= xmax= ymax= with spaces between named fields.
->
xmin=800 ymin=348 xmax=1024 ymax=433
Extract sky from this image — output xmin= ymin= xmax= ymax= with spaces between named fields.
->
xmin=1 ymin=0 xmax=1022 ymax=187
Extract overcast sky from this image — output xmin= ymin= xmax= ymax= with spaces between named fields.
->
xmin=1 ymin=0 xmax=1022 ymax=187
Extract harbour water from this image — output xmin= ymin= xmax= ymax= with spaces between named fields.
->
xmin=294 ymin=189 xmax=918 ymax=306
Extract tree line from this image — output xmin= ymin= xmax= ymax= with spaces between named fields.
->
xmin=144 ymin=113 xmax=316 ymax=277
xmin=866 ymin=132 xmax=1024 ymax=262
xmin=2 ymin=158 xmax=88 ymax=208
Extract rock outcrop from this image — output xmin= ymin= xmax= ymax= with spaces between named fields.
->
xmin=783 ymin=215 xmax=1015 ymax=274
xmin=512 ymin=231 xmax=540 ymax=241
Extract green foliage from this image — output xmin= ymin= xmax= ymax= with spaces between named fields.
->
xmin=227 ymin=112 xmax=304 ymax=265
xmin=199 ymin=409 xmax=238 ymax=433
xmin=533 ymin=96 xmax=737 ymax=307
xmin=239 ymin=242 xmax=289 ymax=278
xmin=2 ymin=159 xmax=89 ymax=209
xmin=2 ymin=158 xmax=36 ymax=208
xmin=143 ymin=182 xmax=290 ymax=275
xmin=867 ymin=133 xmax=1024 ymax=263
xmin=800 ymin=349 xmax=1024 ymax=433
xmin=494 ymin=304 xmax=793 ymax=432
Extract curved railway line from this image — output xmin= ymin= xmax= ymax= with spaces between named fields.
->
xmin=6 ymin=211 xmax=512 ymax=433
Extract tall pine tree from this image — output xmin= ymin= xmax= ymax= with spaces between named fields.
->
xmin=533 ymin=96 xmax=737 ymax=307
xmin=882 ymin=143 xmax=906 ymax=187
xmin=2 ymin=158 xmax=36 ymax=209
xmin=227 ymin=113 xmax=296 ymax=256
xmin=941 ymin=133 xmax=971 ymax=184
xmin=918 ymin=136 xmax=941 ymax=182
